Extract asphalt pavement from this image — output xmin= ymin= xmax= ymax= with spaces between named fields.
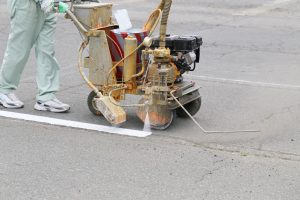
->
xmin=0 ymin=0 xmax=299 ymax=199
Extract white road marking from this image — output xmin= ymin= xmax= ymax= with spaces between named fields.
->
xmin=110 ymin=0 xmax=147 ymax=5
xmin=0 ymin=110 xmax=152 ymax=138
xmin=185 ymin=74 xmax=300 ymax=89
xmin=233 ymin=0 xmax=296 ymax=16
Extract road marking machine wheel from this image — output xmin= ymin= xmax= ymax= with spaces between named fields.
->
xmin=87 ymin=91 xmax=102 ymax=116
xmin=176 ymin=97 xmax=201 ymax=118
xmin=136 ymin=98 xmax=176 ymax=130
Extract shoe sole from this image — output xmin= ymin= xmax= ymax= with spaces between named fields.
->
xmin=34 ymin=103 xmax=70 ymax=113
xmin=0 ymin=99 xmax=24 ymax=109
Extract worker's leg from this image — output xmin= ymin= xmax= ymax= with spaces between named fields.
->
xmin=35 ymin=12 xmax=60 ymax=102
xmin=0 ymin=0 xmax=39 ymax=94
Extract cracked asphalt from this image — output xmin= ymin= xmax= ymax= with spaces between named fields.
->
xmin=0 ymin=0 xmax=300 ymax=199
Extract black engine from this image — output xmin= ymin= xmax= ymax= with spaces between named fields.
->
xmin=151 ymin=35 xmax=203 ymax=77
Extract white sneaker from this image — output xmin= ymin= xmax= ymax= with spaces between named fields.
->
xmin=34 ymin=98 xmax=70 ymax=113
xmin=0 ymin=93 xmax=24 ymax=109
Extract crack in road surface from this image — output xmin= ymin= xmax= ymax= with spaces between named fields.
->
xmin=156 ymin=135 xmax=300 ymax=162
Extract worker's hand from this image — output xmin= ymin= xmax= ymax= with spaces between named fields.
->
xmin=40 ymin=0 xmax=54 ymax=14
xmin=58 ymin=2 xmax=69 ymax=13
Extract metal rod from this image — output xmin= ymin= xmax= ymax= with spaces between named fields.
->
xmin=66 ymin=10 xmax=88 ymax=35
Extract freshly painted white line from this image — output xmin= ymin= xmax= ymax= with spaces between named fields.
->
xmin=233 ymin=0 xmax=296 ymax=16
xmin=185 ymin=74 xmax=300 ymax=89
xmin=0 ymin=111 xmax=152 ymax=138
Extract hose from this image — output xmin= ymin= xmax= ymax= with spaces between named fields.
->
xmin=78 ymin=41 xmax=103 ymax=98
xmin=170 ymin=90 xmax=259 ymax=134
xmin=131 ymin=50 xmax=146 ymax=79
xmin=106 ymin=8 xmax=162 ymax=84
xmin=106 ymin=33 xmax=124 ymax=60
xmin=157 ymin=0 xmax=165 ymax=11
xmin=159 ymin=0 xmax=172 ymax=48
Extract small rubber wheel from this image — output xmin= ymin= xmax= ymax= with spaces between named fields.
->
xmin=150 ymin=110 xmax=176 ymax=130
xmin=87 ymin=91 xmax=102 ymax=116
xmin=176 ymin=97 xmax=201 ymax=118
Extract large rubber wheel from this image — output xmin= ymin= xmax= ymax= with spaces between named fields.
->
xmin=176 ymin=97 xmax=201 ymax=118
xmin=87 ymin=91 xmax=102 ymax=116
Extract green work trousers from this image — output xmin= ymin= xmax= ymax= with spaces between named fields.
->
xmin=0 ymin=0 xmax=60 ymax=101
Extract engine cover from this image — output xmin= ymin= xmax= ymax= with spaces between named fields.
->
xmin=151 ymin=35 xmax=203 ymax=52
